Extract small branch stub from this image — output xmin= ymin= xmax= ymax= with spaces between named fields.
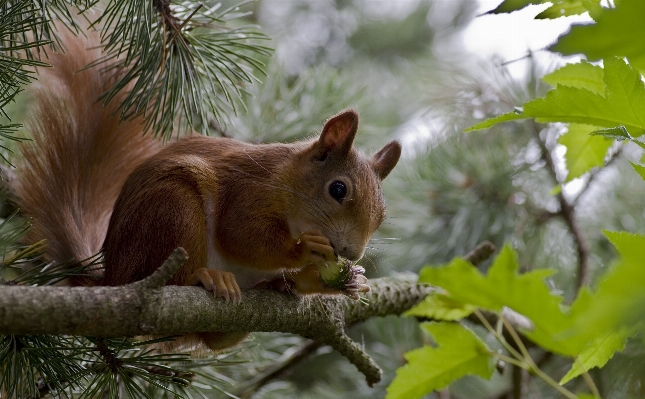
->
xmin=464 ymin=241 xmax=496 ymax=266
xmin=134 ymin=247 xmax=188 ymax=290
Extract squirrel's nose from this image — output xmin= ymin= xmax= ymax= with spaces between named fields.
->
xmin=338 ymin=246 xmax=363 ymax=261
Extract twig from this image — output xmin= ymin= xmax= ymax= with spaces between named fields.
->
xmin=474 ymin=310 xmax=523 ymax=361
xmin=501 ymin=317 xmax=578 ymax=399
xmin=493 ymin=337 xmax=553 ymax=399
xmin=480 ymin=309 xmax=578 ymax=399
xmin=133 ymin=247 xmax=188 ymax=290
xmin=570 ymin=146 xmax=622 ymax=207
xmin=237 ymin=340 xmax=322 ymax=399
xmin=95 ymin=338 xmax=123 ymax=371
xmin=582 ymin=370 xmax=601 ymax=399
xmin=2 ymin=239 xmax=47 ymax=267
xmin=511 ymin=365 xmax=523 ymax=399
xmin=529 ymin=121 xmax=591 ymax=288
xmin=463 ymin=241 xmax=496 ymax=266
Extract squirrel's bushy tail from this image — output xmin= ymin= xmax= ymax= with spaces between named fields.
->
xmin=16 ymin=31 xmax=162 ymax=279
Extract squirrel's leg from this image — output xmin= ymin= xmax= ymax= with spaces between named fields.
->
xmin=186 ymin=268 xmax=242 ymax=301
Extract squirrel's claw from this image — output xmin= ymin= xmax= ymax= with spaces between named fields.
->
xmin=187 ymin=268 xmax=242 ymax=301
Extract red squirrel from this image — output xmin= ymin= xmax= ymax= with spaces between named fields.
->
xmin=16 ymin=32 xmax=401 ymax=350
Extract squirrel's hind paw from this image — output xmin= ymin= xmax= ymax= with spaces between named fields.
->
xmin=187 ymin=268 xmax=242 ymax=301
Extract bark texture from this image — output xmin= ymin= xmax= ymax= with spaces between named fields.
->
xmin=0 ymin=249 xmax=432 ymax=386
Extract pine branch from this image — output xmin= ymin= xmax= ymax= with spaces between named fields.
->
xmin=0 ymin=249 xmax=432 ymax=386
xmin=0 ymin=1 xmax=54 ymax=165
xmin=91 ymin=0 xmax=272 ymax=139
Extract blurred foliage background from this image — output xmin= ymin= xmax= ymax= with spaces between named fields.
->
xmin=4 ymin=0 xmax=645 ymax=398
xmin=222 ymin=1 xmax=645 ymax=398
xmin=191 ymin=0 xmax=645 ymax=398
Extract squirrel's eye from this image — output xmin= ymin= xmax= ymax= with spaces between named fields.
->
xmin=329 ymin=180 xmax=347 ymax=203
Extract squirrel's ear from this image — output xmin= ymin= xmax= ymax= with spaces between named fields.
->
xmin=371 ymin=141 xmax=401 ymax=180
xmin=314 ymin=110 xmax=359 ymax=159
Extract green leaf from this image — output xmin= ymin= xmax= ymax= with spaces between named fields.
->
xmin=404 ymin=293 xmax=475 ymax=321
xmin=486 ymin=0 xmax=542 ymax=14
xmin=582 ymin=0 xmax=605 ymax=20
xmin=589 ymin=125 xmax=631 ymax=140
xmin=464 ymin=111 xmax=525 ymax=132
xmin=558 ymin=124 xmax=612 ymax=181
xmin=570 ymin=232 xmax=645 ymax=339
xmin=630 ymin=162 xmax=645 ymax=180
xmin=386 ymin=323 xmax=494 ymax=399
xmin=487 ymin=0 xmax=600 ymax=17
xmin=551 ymin=0 xmax=645 ymax=70
xmin=542 ymin=62 xmax=604 ymax=95
xmin=559 ymin=329 xmax=631 ymax=384
xmin=420 ymin=245 xmax=586 ymax=355
xmin=527 ymin=58 xmax=645 ymax=133
xmin=589 ymin=126 xmax=645 ymax=150
xmin=467 ymin=57 xmax=645 ymax=135
xmin=604 ymin=230 xmax=645 ymax=270
xmin=536 ymin=0 xmax=601 ymax=19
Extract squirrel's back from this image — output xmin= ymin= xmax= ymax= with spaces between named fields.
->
xmin=16 ymin=31 xmax=162 ymax=278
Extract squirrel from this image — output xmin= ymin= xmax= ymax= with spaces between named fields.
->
xmin=15 ymin=32 xmax=401 ymax=351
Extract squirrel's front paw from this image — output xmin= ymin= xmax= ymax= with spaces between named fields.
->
xmin=187 ymin=268 xmax=242 ymax=301
xmin=296 ymin=230 xmax=336 ymax=265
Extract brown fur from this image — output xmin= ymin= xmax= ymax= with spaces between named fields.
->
xmin=18 ymin=32 xmax=402 ymax=351
xmin=17 ymin=31 xmax=162 ymax=285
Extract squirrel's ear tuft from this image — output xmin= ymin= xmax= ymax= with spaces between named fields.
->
xmin=314 ymin=110 xmax=359 ymax=159
xmin=371 ymin=141 xmax=401 ymax=180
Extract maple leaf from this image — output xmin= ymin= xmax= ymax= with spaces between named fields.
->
xmin=558 ymin=123 xmax=612 ymax=181
xmin=467 ymin=58 xmax=645 ymax=136
xmin=485 ymin=0 xmax=598 ymax=17
xmin=419 ymin=245 xmax=588 ymax=355
xmin=404 ymin=292 xmax=475 ymax=321
xmin=551 ymin=0 xmax=645 ymax=70
xmin=386 ymin=322 xmax=493 ymax=399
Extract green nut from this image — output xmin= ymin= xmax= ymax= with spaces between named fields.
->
xmin=319 ymin=257 xmax=354 ymax=290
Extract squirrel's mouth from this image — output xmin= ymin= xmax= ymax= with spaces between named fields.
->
xmin=336 ymin=245 xmax=363 ymax=262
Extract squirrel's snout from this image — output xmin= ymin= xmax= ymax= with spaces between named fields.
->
xmin=337 ymin=245 xmax=364 ymax=262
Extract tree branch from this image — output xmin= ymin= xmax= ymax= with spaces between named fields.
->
xmin=570 ymin=145 xmax=622 ymax=208
xmin=463 ymin=241 xmax=496 ymax=266
xmin=530 ymin=121 xmax=591 ymax=288
xmin=237 ymin=340 xmax=323 ymax=399
xmin=0 ymin=257 xmax=432 ymax=386
xmin=239 ymin=241 xmax=497 ymax=393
